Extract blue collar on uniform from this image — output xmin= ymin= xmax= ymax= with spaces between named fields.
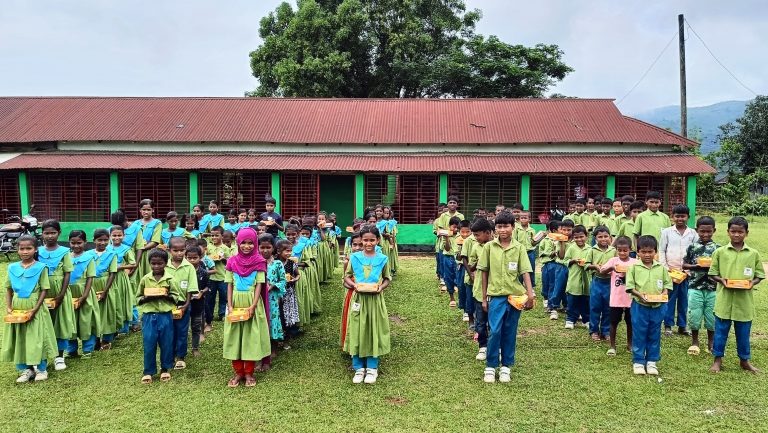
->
xmin=70 ymin=250 xmax=96 ymax=283
xmin=9 ymin=261 xmax=47 ymax=298
xmin=233 ymin=271 xmax=258 ymax=292
xmin=38 ymin=246 xmax=70 ymax=275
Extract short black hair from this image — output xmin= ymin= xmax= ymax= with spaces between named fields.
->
xmin=696 ymin=216 xmax=716 ymax=228
xmin=629 ymin=201 xmax=645 ymax=211
xmin=276 ymin=239 xmax=292 ymax=252
xmin=210 ymin=226 xmax=224 ymax=234
xmin=494 ymin=211 xmax=515 ymax=226
xmin=109 ymin=224 xmax=124 ymax=234
xmin=593 ymin=225 xmax=611 ymax=236
xmin=197 ymin=238 xmax=208 ymax=248
xmin=359 ymin=224 xmax=381 ymax=239
xmin=621 ymin=195 xmax=635 ymax=204
xmin=614 ymin=236 xmax=632 ymax=248
xmin=727 ymin=216 xmax=749 ymax=231
xmin=637 ymin=235 xmax=658 ymax=251
xmin=93 ymin=228 xmax=110 ymax=240
xmin=548 ymin=220 xmax=560 ymax=231
xmin=559 ymin=219 xmax=575 ymax=228
xmin=265 ymin=196 xmax=277 ymax=205
xmin=148 ymin=248 xmax=169 ymax=263
xmin=511 ymin=203 xmax=524 ymax=211
xmin=258 ymin=233 xmax=275 ymax=246
xmin=447 ymin=195 xmax=459 ymax=204
xmin=471 ymin=218 xmax=494 ymax=232
xmin=448 ymin=216 xmax=462 ymax=227
xmin=575 ymin=198 xmax=586 ymax=205
xmin=68 ymin=230 xmax=86 ymax=241
xmin=601 ymin=197 xmax=613 ymax=205
xmin=672 ymin=204 xmax=690 ymax=216
xmin=572 ymin=225 xmax=587 ymax=236
xmin=185 ymin=245 xmax=202 ymax=257
xmin=168 ymin=236 xmax=186 ymax=248
xmin=645 ymin=191 xmax=661 ymax=201
xmin=459 ymin=219 xmax=471 ymax=229
xmin=42 ymin=219 xmax=61 ymax=233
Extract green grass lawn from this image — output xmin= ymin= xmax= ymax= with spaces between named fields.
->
xmin=1 ymin=255 xmax=767 ymax=432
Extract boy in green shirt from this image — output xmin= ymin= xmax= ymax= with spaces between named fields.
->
xmin=539 ymin=220 xmax=560 ymax=310
xmin=440 ymin=216 xmax=462 ymax=307
xmin=562 ymin=225 xmax=591 ymax=329
xmin=586 ymin=226 xmax=617 ymax=339
xmin=136 ymin=249 xmax=184 ymax=384
xmin=633 ymin=190 xmax=671 ymax=245
xmin=454 ymin=220 xmax=474 ymax=323
xmin=708 ymin=216 xmax=765 ymax=373
xmin=618 ymin=201 xmax=644 ymax=253
xmin=477 ymin=211 xmax=534 ymax=383
xmin=548 ymin=219 xmax=574 ymax=320
xmin=514 ymin=211 xmax=539 ymax=287
xmin=468 ymin=218 xmax=494 ymax=361
xmin=625 ymin=236 xmax=672 ymax=376
xmin=166 ymin=237 xmax=199 ymax=370
xmin=564 ymin=198 xmax=588 ymax=227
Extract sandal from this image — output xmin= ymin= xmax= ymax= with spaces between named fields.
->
xmin=160 ymin=372 xmax=171 ymax=382
xmin=664 ymin=327 xmax=673 ymax=337
xmin=174 ymin=360 xmax=186 ymax=370
xmin=591 ymin=333 xmax=601 ymax=342
xmin=99 ymin=343 xmax=112 ymax=351
xmin=228 ymin=375 xmax=243 ymax=388
xmin=687 ymin=345 xmax=701 ymax=356
xmin=606 ymin=348 xmax=617 ymax=356
xmin=244 ymin=375 xmax=257 ymax=387
xmin=448 ymin=301 xmax=457 ymax=308
xmin=141 ymin=375 xmax=153 ymax=384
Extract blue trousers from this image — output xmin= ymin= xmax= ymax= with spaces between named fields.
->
xmin=173 ymin=307 xmax=191 ymax=360
xmin=441 ymin=254 xmax=457 ymax=295
xmin=664 ymin=280 xmax=689 ymax=328
xmin=102 ymin=333 xmax=115 ymax=343
xmin=67 ymin=335 xmax=97 ymax=354
xmin=526 ymin=250 xmax=537 ymax=287
xmin=474 ymin=300 xmax=488 ymax=348
xmin=56 ymin=338 xmax=68 ymax=352
xmin=631 ymin=302 xmax=663 ymax=364
xmin=566 ymin=293 xmax=590 ymax=324
xmin=712 ymin=316 xmax=751 ymax=360
xmin=352 ymin=355 xmax=379 ymax=370
xmin=486 ymin=296 xmax=522 ymax=368
xmin=541 ymin=262 xmax=556 ymax=301
xmin=589 ymin=277 xmax=611 ymax=336
xmin=456 ymin=267 xmax=474 ymax=315
xmin=205 ymin=280 xmax=228 ymax=323
xmin=436 ymin=251 xmax=444 ymax=278
xmin=548 ymin=264 xmax=568 ymax=310
xmin=17 ymin=359 xmax=47 ymax=372
xmin=141 ymin=312 xmax=174 ymax=375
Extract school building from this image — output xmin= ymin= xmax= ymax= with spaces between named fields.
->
xmin=0 ymin=97 xmax=714 ymax=248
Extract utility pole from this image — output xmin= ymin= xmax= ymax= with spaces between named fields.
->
xmin=679 ymin=13 xmax=687 ymax=138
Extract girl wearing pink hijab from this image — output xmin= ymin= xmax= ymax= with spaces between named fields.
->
xmin=222 ymin=227 xmax=270 ymax=387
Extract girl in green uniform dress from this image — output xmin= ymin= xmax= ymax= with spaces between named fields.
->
xmin=287 ymin=225 xmax=312 ymax=325
xmin=223 ymin=228 xmax=270 ymax=387
xmin=343 ymin=225 xmax=392 ymax=384
xmin=38 ymin=219 xmax=75 ymax=372
xmin=66 ymin=230 xmax=100 ymax=358
xmin=134 ymin=199 xmax=162 ymax=295
xmin=302 ymin=225 xmax=322 ymax=316
xmin=110 ymin=209 xmax=143 ymax=332
xmin=383 ymin=207 xmax=399 ymax=276
xmin=316 ymin=212 xmax=333 ymax=283
xmin=91 ymin=229 xmax=118 ymax=348
xmin=2 ymin=236 xmax=58 ymax=383
xmin=107 ymin=225 xmax=137 ymax=346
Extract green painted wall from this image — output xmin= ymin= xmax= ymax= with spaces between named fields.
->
xmin=18 ymin=171 xmax=29 ymax=215
xmin=355 ymin=173 xmax=364 ymax=218
xmin=319 ymin=175 xmax=355 ymax=229
xmin=520 ymin=174 xmax=531 ymax=210
xmin=686 ymin=175 xmax=697 ymax=228
xmin=439 ymin=173 xmax=448 ymax=203
xmin=58 ymin=222 xmax=109 ymax=242
xmin=605 ymin=175 xmax=616 ymax=200
xmin=271 ymin=172 xmax=281 ymax=214
xmin=189 ymin=172 xmax=199 ymax=210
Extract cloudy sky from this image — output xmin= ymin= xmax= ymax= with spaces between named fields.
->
xmin=1 ymin=0 xmax=764 ymax=114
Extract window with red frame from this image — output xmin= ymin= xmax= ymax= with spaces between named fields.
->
xmin=615 ymin=175 xmax=686 ymax=214
xmin=393 ymin=175 xmax=438 ymax=224
xmin=198 ymin=172 xmax=271 ymax=215
xmin=448 ymin=175 xmax=521 ymax=215
xmin=530 ymin=175 xmax=606 ymax=224
xmin=119 ymin=172 xmax=189 ymax=221
xmin=28 ymin=171 xmax=110 ymax=221
xmin=0 ymin=171 xmax=21 ymax=218
xmin=280 ymin=173 xmax=318 ymax=220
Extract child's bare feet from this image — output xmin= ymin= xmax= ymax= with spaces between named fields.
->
xmin=710 ymin=357 xmax=723 ymax=373
xmin=192 ymin=349 xmax=202 ymax=357
xmin=740 ymin=360 xmax=760 ymax=373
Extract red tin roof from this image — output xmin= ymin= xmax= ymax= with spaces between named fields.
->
xmin=0 ymin=97 xmax=697 ymax=147
xmin=0 ymin=152 xmax=715 ymax=174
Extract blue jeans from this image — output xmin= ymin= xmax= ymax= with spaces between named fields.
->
xmin=141 ymin=312 xmax=174 ymax=375
xmin=541 ymin=262 xmax=557 ymax=300
xmin=486 ymin=296 xmax=522 ymax=368
xmin=67 ymin=335 xmax=97 ymax=354
xmin=56 ymin=338 xmax=68 ymax=352
xmin=527 ymin=250 xmax=537 ymax=287
xmin=173 ymin=307 xmax=191 ymax=360
xmin=566 ymin=294 xmax=590 ymax=324
xmin=441 ymin=255 xmax=457 ymax=295
xmin=435 ymin=251 xmax=444 ymax=278
xmin=712 ymin=316 xmax=751 ymax=360
xmin=456 ymin=267 xmax=474 ymax=316
xmin=206 ymin=280 xmax=228 ymax=323
xmin=102 ymin=333 xmax=115 ymax=343
xmin=631 ymin=302 xmax=663 ymax=364
xmin=351 ymin=355 xmax=379 ymax=370
xmin=547 ymin=264 xmax=567 ymax=310
xmin=17 ymin=359 xmax=47 ymax=372
xmin=589 ymin=277 xmax=611 ymax=336
xmin=474 ymin=300 xmax=488 ymax=348
xmin=664 ymin=280 xmax=689 ymax=328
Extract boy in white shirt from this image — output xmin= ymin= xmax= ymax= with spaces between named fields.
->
xmin=659 ymin=204 xmax=698 ymax=336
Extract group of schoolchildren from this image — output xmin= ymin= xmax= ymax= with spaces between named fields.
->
xmin=433 ymin=192 xmax=764 ymax=383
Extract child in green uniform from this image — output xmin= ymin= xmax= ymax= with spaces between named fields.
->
xmin=108 ymin=225 xmax=138 ymax=340
xmin=260 ymin=233 xmax=286 ymax=371
xmin=92 ymin=229 xmax=118 ymax=349
xmin=316 ymin=212 xmax=334 ymax=283
xmin=137 ymin=249 xmax=183 ymax=384
xmin=223 ymin=228 xmax=270 ymax=387
xmin=626 ymin=236 xmax=672 ymax=376
xmin=617 ymin=201 xmax=644 ymax=253
xmin=682 ymin=216 xmax=719 ymax=355
xmin=160 ymin=211 xmax=194 ymax=247
xmin=539 ymin=220 xmax=560 ymax=309
xmin=383 ymin=207 xmax=399 ymax=275
xmin=562 ymin=225 xmax=591 ymax=330
xmin=468 ymin=218 xmax=493 ymax=361
xmin=633 ymin=191 xmax=671 ymax=245
xmin=514 ymin=211 xmax=539 ymax=287
xmin=184 ymin=245 xmax=209 ymax=357
xmin=135 ymin=199 xmax=162 ymax=285
xmin=165 ymin=237 xmax=198 ymax=370
xmin=586 ymin=225 xmax=617 ymax=340
xmin=440 ymin=216 xmax=461 ymax=307
xmin=38 ymin=219 xmax=75 ymax=371
xmin=343 ymin=225 xmax=392 ymax=384
xmin=205 ymin=226 xmax=231 ymax=330
xmin=708 ymin=216 xmax=765 ymax=373
xmin=2 ymin=235 xmax=58 ymax=383
xmin=66 ymin=230 xmax=100 ymax=358
xmin=477 ymin=211 xmax=534 ymax=383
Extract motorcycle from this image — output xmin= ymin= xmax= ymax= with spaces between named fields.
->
xmin=0 ymin=204 xmax=41 ymax=259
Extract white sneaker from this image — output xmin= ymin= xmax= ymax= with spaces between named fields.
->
xmin=483 ymin=367 xmax=496 ymax=383
xmin=543 ymin=300 xmax=549 ymax=310
xmin=579 ymin=322 xmax=589 ymax=329
xmin=16 ymin=369 xmax=35 ymax=383
xmin=549 ymin=310 xmax=559 ymax=320
xmin=462 ymin=313 xmax=469 ymax=322
xmin=363 ymin=368 xmax=378 ymax=384
xmin=54 ymin=357 xmax=67 ymax=371
xmin=352 ymin=368 xmax=365 ymax=384
xmin=564 ymin=321 xmax=575 ymax=329
xmin=476 ymin=347 xmax=487 ymax=361
xmin=633 ymin=363 xmax=646 ymax=375
xmin=646 ymin=362 xmax=659 ymax=376
xmin=33 ymin=370 xmax=49 ymax=382
xmin=499 ymin=366 xmax=511 ymax=383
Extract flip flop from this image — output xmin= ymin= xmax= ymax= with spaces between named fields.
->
xmin=606 ymin=348 xmax=617 ymax=356
xmin=160 ymin=372 xmax=171 ymax=382
xmin=228 ymin=375 xmax=243 ymax=388
xmin=244 ymin=376 xmax=257 ymax=387
xmin=448 ymin=301 xmax=457 ymax=308
xmin=687 ymin=345 xmax=701 ymax=356
xmin=141 ymin=375 xmax=153 ymax=384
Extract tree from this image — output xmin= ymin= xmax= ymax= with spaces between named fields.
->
xmin=247 ymin=0 xmax=573 ymax=98
xmin=712 ymin=95 xmax=768 ymax=175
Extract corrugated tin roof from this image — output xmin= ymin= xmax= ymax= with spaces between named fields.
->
xmin=0 ymin=152 xmax=715 ymax=174
xmin=0 ymin=97 xmax=698 ymax=147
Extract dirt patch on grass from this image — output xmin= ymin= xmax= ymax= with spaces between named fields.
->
xmin=518 ymin=326 xmax=550 ymax=337
xmin=385 ymin=396 xmax=409 ymax=406
xmin=389 ymin=314 xmax=406 ymax=324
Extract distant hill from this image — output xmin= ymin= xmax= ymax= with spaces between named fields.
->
xmin=632 ymin=100 xmax=748 ymax=154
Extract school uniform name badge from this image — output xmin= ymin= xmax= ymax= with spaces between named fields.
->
xmin=744 ymin=267 xmax=753 ymax=278
xmin=656 ymin=279 xmax=664 ymax=289
xmin=351 ymin=302 xmax=361 ymax=312
xmin=508 ymin=262 xmax=518 ymax=271
xmin=180 ymin=281 xmax=188 ymax=290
